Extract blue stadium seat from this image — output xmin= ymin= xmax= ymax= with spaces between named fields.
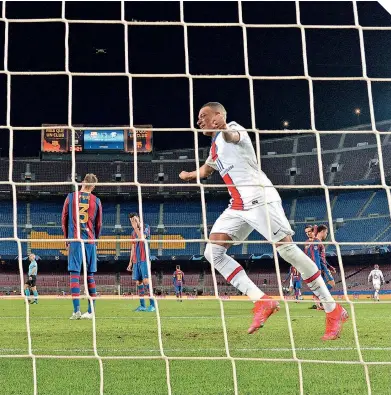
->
xmin=361 ymin=191 xmax=390 ymax=217
xmin=332 ymin=191 xmax=372 ymax=218
xmin=295 ymin=196 xmax=328 ymax=221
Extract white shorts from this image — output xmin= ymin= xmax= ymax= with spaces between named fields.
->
xmin=210 ymin=201 xmax=294 ymax=244
xmin=373 ymin=282 xmax=381 ymax=291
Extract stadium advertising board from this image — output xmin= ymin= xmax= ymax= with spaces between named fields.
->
xmin=125 ymin=126 xmax=153 ymax=153
xmin=42 ymin=125 xmax=84 ymax=152
xmin=41 ymin=125 xmax=68 ymax=152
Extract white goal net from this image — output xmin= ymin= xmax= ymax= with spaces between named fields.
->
xmin=1 ymin=1 xmax=391 ymax=395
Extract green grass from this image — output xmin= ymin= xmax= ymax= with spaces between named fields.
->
xmin=0 ymin=299 xmax=389 ymax=394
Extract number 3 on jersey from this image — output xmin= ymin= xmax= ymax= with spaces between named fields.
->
xmin=79 ymin=202 xmax=89 ymax=224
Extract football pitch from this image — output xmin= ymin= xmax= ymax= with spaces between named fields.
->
xmin=0 ymin=299 xmax=390 ymax=395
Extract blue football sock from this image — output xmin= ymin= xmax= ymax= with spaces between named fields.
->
xmin=138 ymin=284 xmax=145 ymax=308
xmin=24 ymin=289 xmax=30 ymax=297
xmin=144 ymin=283 xmax=155 ymax=307
xmin=70 ymin=271 xmax=81 ymax=313
xmin=33 ymin=290 xmax=38 ymax=302
xmin=87 ymin=273 xmax=97 ymax=314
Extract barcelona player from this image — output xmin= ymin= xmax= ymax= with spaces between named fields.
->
xmin=62 ymin=173 xmax=102 ymax=320
xmin=173 ymin=265 xmax=185 ymax=301
xmin=305 ymin=224 xmax=336 ymax=310
xmin=127 ymin=213 xmax=155 ymax=312
xmin=284 ymin=266 xmax=302 ymax=302
xmin=315 ymin=225 xmax=337 ymax=290
xmin=24 ymin=253 xmax=39 ymax=304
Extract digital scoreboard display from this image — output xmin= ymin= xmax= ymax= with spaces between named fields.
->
xmin=125 ymin=126 xmax=153 ymax=153
xmin=41 ymin=126 xmax=153 ymax=153
xmin=84 ymin=130 xmax=125 ymax=150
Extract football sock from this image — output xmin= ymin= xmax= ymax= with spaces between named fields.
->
xmin=24 ymin=289 xmax=30 ymax=297
xmin=374 ymin=290 xmax=379 ymax=300
xmin=144 ymin=283 xmax=155 ymax=307
xmin=138 ymin=284 xmax=145 ymax=308
xmin=277 ymin=244 xmax=336 ymax=313
xmin=33 ymin=290 xmax=38 ymax=302
xmin=205 ymin=243 xmax=265 ymax=301
xmin=70 ymin=271 xmax=81 ymax=313
xmin=87 ymin=273 xmax=97 ymax=314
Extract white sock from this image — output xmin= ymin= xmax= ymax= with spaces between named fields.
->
xmin=205 ymin=243 xmax=264 ymax=301
xmin=277 ymin=244 xmax=336 ymax=313
xmin=374 ymin=291 xmax=379 ymax=300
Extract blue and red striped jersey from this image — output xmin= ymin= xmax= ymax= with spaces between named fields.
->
xmin=62 ymin=191 xmax=102 ymax=242
xmin=305 ymin=237 xmax=325 ymax=271
xmin=173 ymin=270 xmax=185 ymax=285
xmin=289 ymin=266 xmax=301 ymax=281
xmin=131 ymin=224 xmax=150 ymax=263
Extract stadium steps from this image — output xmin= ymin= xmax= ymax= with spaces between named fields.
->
xmin=330 ymin=195 xmax=338 ymax=212
xmin=158 ymin=203 xmax=164 ymax=255
xmin=289 ymin=198 xmax=297 ymax=222
xmin=357 ymin=192 xmax=377 ymax=217
xmin=372 ymin=223 xmax=391 ymax=242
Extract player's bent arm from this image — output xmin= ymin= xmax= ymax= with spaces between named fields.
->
xmin=179 ymin=163 xmax=215 ymax=181
xmin=222 ymin=130 xmax=240 ymax=144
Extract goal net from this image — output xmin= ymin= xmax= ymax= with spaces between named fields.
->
xmin=1 ymin=1 xmax=391 ymax=395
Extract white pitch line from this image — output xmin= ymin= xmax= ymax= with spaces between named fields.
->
xmin=0 ymin=347 xmax=390 ymax=353
xmin=0 ymin=314 xmax=350 ymax=320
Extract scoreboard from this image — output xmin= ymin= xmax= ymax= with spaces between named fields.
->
xmin=41 ymin=125 xmax=153 ymax=154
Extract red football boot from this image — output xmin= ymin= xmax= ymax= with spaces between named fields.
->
xmin=321 ymin=303 xmax=349 ymax=341
xmin=248 ymin=295 xmax=280 ymax=334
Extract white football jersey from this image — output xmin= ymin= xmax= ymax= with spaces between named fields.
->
xmin=368 ymin=269 xmax=384 ymax=283
xmin=205 ymin=121 xmax=281 ymax=210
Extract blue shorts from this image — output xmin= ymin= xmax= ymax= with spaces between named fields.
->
xmin=293 ymin=280 xmax=302 ymax=290
xmin=132 ymin=261 xmax=149 ymax=282
xmin=68 ymin=242 xmax=97 ymax=273
xmin=322 ymin=267 xmax=334 ymax=283
xmin=175 ymin=285 xmax=183 ymax=293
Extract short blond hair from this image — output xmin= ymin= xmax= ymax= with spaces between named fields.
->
xmin=83 ymin=173 xmax=98 ymax=187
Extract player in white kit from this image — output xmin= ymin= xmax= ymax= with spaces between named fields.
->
xmin=179 ymin=102 xmax=348 ymax=340
xmin=368 ymin=264 xmax=384 ymax=301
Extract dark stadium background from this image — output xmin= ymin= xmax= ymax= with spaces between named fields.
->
xmin=0 ymin=1 xmax=390 ymax=155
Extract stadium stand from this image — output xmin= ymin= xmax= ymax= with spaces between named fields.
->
xmin=0 ymin=130 xmax=390 ymax=260
xmin=0 ymin=187 xmax=390 ymax=258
